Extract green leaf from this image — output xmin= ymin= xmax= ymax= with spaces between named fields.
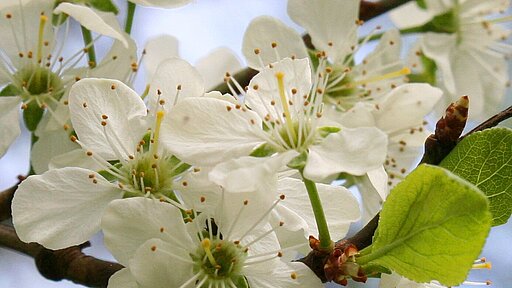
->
xmin=357 ymin=164 xmax=491 ymax=286
xmin=440 ymin=127 xmax=512 ymax=226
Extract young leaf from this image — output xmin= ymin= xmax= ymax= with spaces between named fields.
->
xmin=357 ymin=164 xmax=491 ymax=286
xmin=440 ymin=127 xmax=512 ymax=226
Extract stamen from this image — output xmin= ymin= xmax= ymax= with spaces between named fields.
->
xmin=339 ymin=67 xmax=411 ymax=90
xmin=275 ymin=72 xmax=297 ymax=143
xmin=151 ymin=110 xmax=165 ymax=155
xmin=472 ymin=262 xmax=492 ymax=269
xmin=37 ymin=14 xmax=48 ymax=63
xmin=237 ymin=197 xmax=284 ymax=242
xmin=201 ymin=238 xmax=218 ymax=267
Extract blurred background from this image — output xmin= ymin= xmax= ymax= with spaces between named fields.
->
xmin=0 ymin=0 xmax=511 ymax=287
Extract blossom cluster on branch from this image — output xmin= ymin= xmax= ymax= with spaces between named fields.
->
xmin=0 ymin=0 xmax=511 ymax=287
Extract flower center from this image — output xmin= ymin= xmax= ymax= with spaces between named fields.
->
xmin=13 ymin=64 xmax=63 ymax=99
xmin=190 ymin=238 xmax=248 ymax=287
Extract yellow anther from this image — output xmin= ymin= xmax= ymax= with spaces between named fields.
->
xmin=201 ymin=238 xmax=218 ymax=267
xmin=275 ymin=72 xmax=297 ymax=143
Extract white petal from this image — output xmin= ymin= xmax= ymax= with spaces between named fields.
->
xmin=246 ymin=58 xmax=311 ymax=120
xmin=102 ymin=198 xmax=194 ymax=265
xmin=90 ymin=36 xmax=137 ymax=82
xmin=209 ymin=152 xmax=297 ymax=194
xmin=420 ymin=33 xmax=457 ymax=94
xmin=129 ymin=238 xmax=194 ymax=288
xmin=108 ymin=268 xmax=139 ymax=288
xmin=356 ymin=170 xmax=386 ymax=225
xmin=242 ymin=16 xmax=308 ymax=69
xmin=49 ymin=149 xmax=103 ymax=171
xmin=375 ymin=83 xmax=442 ymax=134
xmin=12 ymin=167 xmax=123 ymax=249
xmin=304 ymin=127 xmax=388 ymax=181
xmin=389 ymin=2 xmax=436 ymax=29
xmin=128 ymin=0 xmax=191 ymax=9
xmin=177 ymin=167 xmax=222 ymax=213
xmin=143 ymin=35 xmax=179 ymax=82
xmin=0 ymin=96 xmax=21 ymax=157
xmin=277 ymin=177 xmax=360 ymax=242
xmin=31 ymin=128 xmax=79 ymax=174
xmin=335 ymin=102 xmax=376 ymax=128
xmin=195 ymin=47 xmax=242 ymax=90
xmin=54 ymin=3 xmax=128 ymax=47
xmin=69 ymin=78 xmax=147 ymax=160
xmin=161 ymin=97 xmax=265 ymax=166
xmin=0 ymin=0 xmax=54 ymax=62
xmin=211 ymin=152 xmax=298 ymax=240
xmin=147 ymin=57 xmax=204 ymax=113
xmin=246 ymin=259 xmax=324 ymax=288
xmin=288 ymin=0 xmax=359 ymax=63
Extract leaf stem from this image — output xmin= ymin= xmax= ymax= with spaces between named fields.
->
xmin=80 ymin=26 xmax=96 ymax=67
xmin=301 ymin=173 xmax=333 ymax=250
xmin=125 ymin=2 xmax=137 ymax=34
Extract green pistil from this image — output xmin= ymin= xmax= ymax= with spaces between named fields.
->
xmin=191 ymin=238 xmax=247 ymax=284
xmin=277 ymin=120 xmax=314 ymax=152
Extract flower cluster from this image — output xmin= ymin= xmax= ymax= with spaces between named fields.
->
xmin=1 ymin=0 xmax=508 ymax=287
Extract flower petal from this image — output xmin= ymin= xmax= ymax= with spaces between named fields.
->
xmin=420 ymin=33 xmax=457 ymax=94
xmin=0 ymin=96 xmax=21 ymax=157
xmin=54 ymin=3 xmax=128 ymax=47
xmin=102 ymin=197 xmax=194 ymax=265
xmin=49 ymin=149 xmax=103 ymax=171
xmin=375 ymin=83 xmax=442 ymax=134
xmin=161 ymin=97 xmax=265 ymax=166
xmin=246 ymin=58 xmax=311 ymax=120
xmin=288 ymin=0 xmax=359 ymax=63
xmin=108 ymin=268 xmax=139 ymax=288
xmin=128 ymin=0 xmax=191 ymax=9
xmin=196 ymin=47 xmax=242 ymax=90
xmin=69 ymin=78 xmax=147 ymax=160
xmin=129 ymin=238 xmax=194 ymax=288
xmin=143 ymin=35 xmax=179 ymax=82
xmin=389 ymin=2 xmax=436 ymax=29
xmin=30 ymin=127 xmax=79 ymax=174
xmin=12 ymin=167 xmax=123 ymax=249
xmin=304 ymin=127 xmax=388 ymax=181
xmin=0 ymin=0 xmax=54 ymax=63
xmin=277 ymin=177 xmax=360 ymax=242
xmin=147 ymin=57 xmax=204 ymax=113
xmin=90 ymin=36 xmax=137 ymax=82
xmin=242 ymin=16 xmax=308 ymax=69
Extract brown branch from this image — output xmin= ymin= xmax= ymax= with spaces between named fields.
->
xmin=460 ymin=105 xmax=512 ymax=141
xmin=0 ymin=175 xmax=25 ymax=221
xmin=212 ymin=0 xmax=413 ymax=94
xmin=0 ymin=224 xmax=123 ymax=287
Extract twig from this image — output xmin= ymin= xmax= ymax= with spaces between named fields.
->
xmin=460 ymin=105 xmax=512 ymax=140
xmin=0 ymin=224 xmax=123 ymax=287
xmin=0 ymin=176 xmax=25 ymax=221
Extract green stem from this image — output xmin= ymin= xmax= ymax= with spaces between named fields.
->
xmin=28 ymin=133 xmax=39 ymax=176
xmin=125 ymin=2 xmax=136 ymax=34
xmin=80 ymin=26 xmax=96 ymax=67
xmin=361 ymin=25 xmax=426 ymax=42
xmin=301 ymin=172 xmax=333 ymax=250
